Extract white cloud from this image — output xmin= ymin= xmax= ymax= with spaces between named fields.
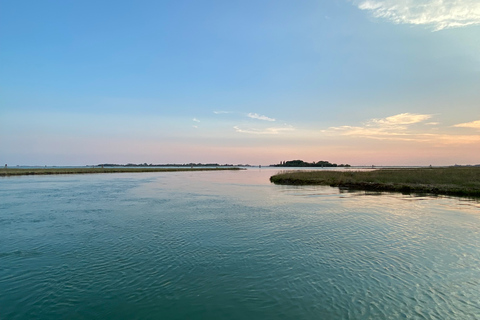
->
xmin=328 ymin=113 xmax=434 ymax=140
xmin=326 ymin=113 xmax=480 ymax=145
xmin=356 ymin=0 xmax=480 ymax=31
xmin=193 ymin=118 xmax=200 ymax=122
xmin=247 ymin=113 xmax=276 ymax=122
xmin=370 ymin=113 xmax=432 ymax=126
xmin=453 ymin=119 xmax=480 ymax=129
xmin=234 ymin=126 xmax=294 ymax=135
xmin=213 ymin=111 xmax=231 ymax=114
xmin=329 ymin=125 xmax=417 ymax=140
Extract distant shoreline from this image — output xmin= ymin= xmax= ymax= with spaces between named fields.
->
xmin=0 ymin=167 xmax=243 ymax=177
xmin=270 ymin=167 xmax=480 ymax=197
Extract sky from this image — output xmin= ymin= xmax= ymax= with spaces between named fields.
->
xmin=1 ymin=0 xmax=479 ymax=166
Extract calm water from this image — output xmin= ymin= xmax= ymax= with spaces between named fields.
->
xmin=1 ymin=169 xmax=479 ymax=319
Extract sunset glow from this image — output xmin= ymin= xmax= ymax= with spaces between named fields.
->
xmin=1 ymin=1 xmax=479 ymax=166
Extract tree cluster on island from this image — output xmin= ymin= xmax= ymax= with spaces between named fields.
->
xmin=271 ymin=160 xmax=351 ymax=167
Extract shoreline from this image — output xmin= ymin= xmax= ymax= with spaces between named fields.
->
xmin=0 ymin=167 xmax=243 ymax=177
xmin=270 ymin=167 xmax=480 ymax=197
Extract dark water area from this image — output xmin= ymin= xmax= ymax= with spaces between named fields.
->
xmin=1 ymin=169 xmax=479 ymax=319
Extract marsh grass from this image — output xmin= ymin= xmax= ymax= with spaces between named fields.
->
xmin=0 ymin=167 xmax=242 ymax=177
xmin=270 ymin=167 xmax=480 ymax=197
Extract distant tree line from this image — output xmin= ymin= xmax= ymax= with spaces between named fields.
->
xmin=271 ymin=160 xmax=350 ymax=167
xmin=96 ymin=163 xmax=247 ymax=167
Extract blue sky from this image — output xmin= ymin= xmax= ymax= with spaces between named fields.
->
xmin=1 ymin=0 xmax=479 ymax=165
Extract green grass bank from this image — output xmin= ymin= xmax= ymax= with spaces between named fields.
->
xmin=270 ymin=167 xmax=480 ymax=197
xmin=0 ymin=167 xmax=242 ymax=177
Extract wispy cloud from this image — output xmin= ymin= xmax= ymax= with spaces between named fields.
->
xmin=453 ymin=119 xmax=480 ymax=129
xmin=356 ymin=0 xmax=480 ymax=31
xmin=247 ymin=113 xmax=276 ymax=122
xmin=371 ymin=113 xmax=432 ymax=126
xmin=326 ymin=113 xmax=480 ymax=145
xmin=329 ymin=125 xmax=420 ymax=140
xmin=432 ymin=133 xmax=480 ymax=144
xmin=328 ymin=113 xmax=434 ymax=141
xmin=234 ymin=125 xmax=294 ymax=135
xmin=193 ymin=118 xmax=200 ymax=122
xmin=213 ymin=111 xmax=232 ymax=114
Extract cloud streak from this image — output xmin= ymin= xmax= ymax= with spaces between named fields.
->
xmin=356 ymin=0 xmax=480 ymax=31
xmin=247 ymin=113 xmax=276 ymax=122
xmin=329 ymin=113 xmax=433 ymax=141
xmin=326 ymin=112 xmax=480 ymax=145
xmin=371 ymin=113 xmax=432 ymax=126
xmin=453 ymin=119 xmax=480 ymax=129
xmin=234 ymin=126 xmax=294 ymax=135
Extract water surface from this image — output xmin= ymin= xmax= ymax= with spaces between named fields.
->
xmin=1 ymin=169 xmax=479 ymax=319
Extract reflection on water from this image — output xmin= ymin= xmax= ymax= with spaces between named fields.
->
xmin=1 ymin=169 xmax=479 ymax=319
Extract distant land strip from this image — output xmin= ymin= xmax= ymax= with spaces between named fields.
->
xmin=0 ymin=167 xmax=243 ymax=177
xmin=270 ymin=167 xmax=480 ymax=197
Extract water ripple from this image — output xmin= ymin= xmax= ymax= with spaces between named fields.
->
xmin=1 ymin=171 xmax=479 ymax=319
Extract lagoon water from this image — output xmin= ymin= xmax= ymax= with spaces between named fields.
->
xmin=1 ymin=168 xmax=479 ymax=319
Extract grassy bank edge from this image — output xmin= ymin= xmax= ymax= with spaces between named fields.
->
xmin=270 ymin=168 xmax=480 ymax=198
xmin=0 ymin=167 xmax=243 ymax=177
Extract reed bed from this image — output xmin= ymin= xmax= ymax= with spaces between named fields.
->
xmin=270 ymin=167 xmax=480 ymax=197
xmin=0 ymin=167 xmax=242 ymax=177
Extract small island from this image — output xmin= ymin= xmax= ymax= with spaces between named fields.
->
xmin=270 ymin=166 xmax=480 ymax=197
xmin=271 ymin=160 xmax=350 ymax=167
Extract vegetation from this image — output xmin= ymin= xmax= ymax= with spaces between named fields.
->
xmin=271 ymin=160 xmax=350 ymax=167
xmin=0 ymin=167 xmax=242 ymax=177
xmin=270 ymin=167 xmax=480 ymax=197
xmin=96 ymin=163 xmax=242 ymax=167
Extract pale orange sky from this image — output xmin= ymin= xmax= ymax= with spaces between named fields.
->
xmin=1 ymin=1 xmax=479 ymax=166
